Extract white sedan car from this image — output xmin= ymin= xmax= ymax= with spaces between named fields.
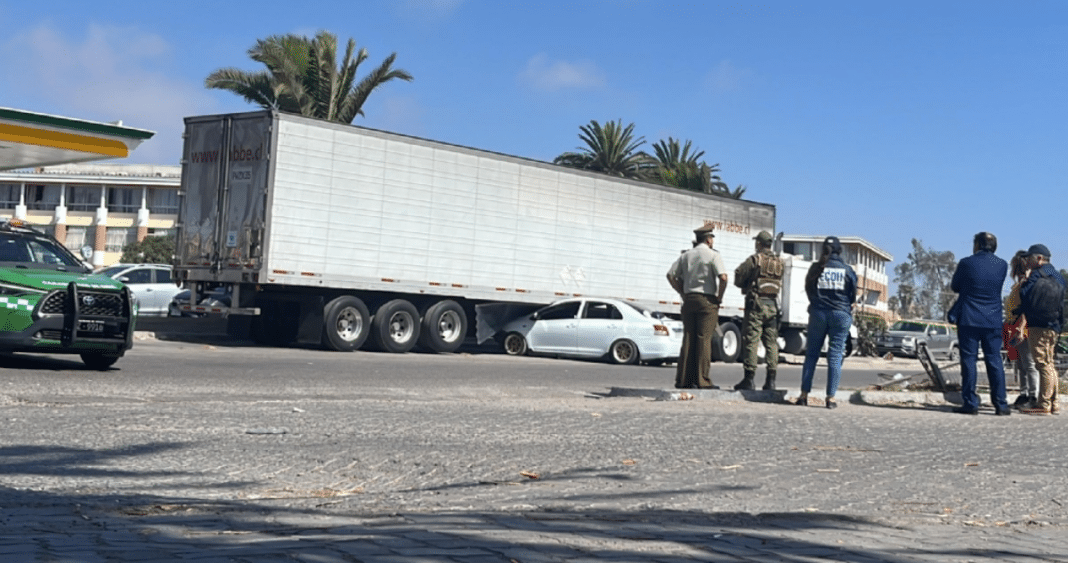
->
xmin=499 ymin=298 xmax=683 ymax=365
xmin=98 ymin=263 xmax=184 ymax=317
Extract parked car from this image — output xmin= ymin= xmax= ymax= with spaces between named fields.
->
xmin=875 ymin=320 xmax=959 ymax=360
xmin=498 ymin=297 xmax=683 ymax=365
xmin=98 ymin=264 xmax=184 ymax=317
xmin=168 ymin=287 xmax=231 ymax=317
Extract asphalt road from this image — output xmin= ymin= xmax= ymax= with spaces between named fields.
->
xmin=0 ymin=337 xmax=920 ymax=403
xmin=0 ymin=330 xmax=1063 ymax=562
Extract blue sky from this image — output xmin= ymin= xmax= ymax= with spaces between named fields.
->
xmin=2 ymin=0 xmax=1066 ymax=295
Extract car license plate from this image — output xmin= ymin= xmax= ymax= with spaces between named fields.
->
xmin=79 ymin=320 xmax=105 ymax=332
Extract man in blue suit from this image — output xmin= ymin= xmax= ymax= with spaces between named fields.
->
xmin=949 ymin=232 xmax=1011 ymax=415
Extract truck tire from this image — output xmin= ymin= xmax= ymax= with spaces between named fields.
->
xmin=502 ymin=332 xmax=528 ymax=356
xmin=781 ymin=329 xmax=806 ymax=356
xmin=608 ymin=339 xmax=639 ymax=365
xmin=713 ymin=322 xmax=741 ymax=363
xmin=419 ymin=300 xmax=467 ymax=353
xmin=321 ymin=296 xmax=371 ymax=351
xmin=371 ymin=299 xmax=421 ymax=353
xmin=80 ymin=352 xmax=120 ymax=370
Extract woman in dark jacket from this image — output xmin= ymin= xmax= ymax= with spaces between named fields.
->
xmin=797 ymin=236 xmax=857 ymax=409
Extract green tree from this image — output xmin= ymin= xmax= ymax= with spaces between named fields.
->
xmin=120 ymin=236 xmax=175 ymax=264
xmin=205 ymin=31 xmax=413 ymax=123
xmin=553 ymin=120 xmax=654 ymax=180
xmin=646 ymin=137 xmax=746 ymax=199
xmin=892 ymin=239 xmax=956 ymax=320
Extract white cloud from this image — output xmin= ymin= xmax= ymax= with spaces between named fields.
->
xmin=704 ymin=60 xmax=752 ymax=93
xmin=519 ymin=53 xmax=607 ymax=92
xmin=0 ymin=23 xmax=222 ymax=164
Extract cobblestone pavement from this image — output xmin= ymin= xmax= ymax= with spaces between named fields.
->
xmin=2 ymin=350 xmax=1067 ymax=561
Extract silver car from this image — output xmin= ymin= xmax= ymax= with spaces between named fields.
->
xmin=499 ymin=298 xmax=683 ymax=365
xmin=98 ymin=263 xmax=184 ymax=317
xmin=875 ymin=320 xmax=959 ymax=360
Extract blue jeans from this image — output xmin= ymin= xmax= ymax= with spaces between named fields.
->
xmin=801 ymin=308 xmax=852 ymax=397
xmin=958 ymin=325 xmax=1008 ymax=411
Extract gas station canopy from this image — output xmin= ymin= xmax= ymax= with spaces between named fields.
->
xmin=0 ymin=107 xmax=154 ymax=171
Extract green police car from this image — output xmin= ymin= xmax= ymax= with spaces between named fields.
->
xmin=0 ymin=219 xmax=135 ymax=369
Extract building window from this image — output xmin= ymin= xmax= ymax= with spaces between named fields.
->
xmin=29 ymin=185 xmax=61 ymax=211
xmin=783 ymin=242 xmax=813 ymax=261
xmin=108 ymin=187 xmax=141 ymax=213
xmin=149 ymin=188 xmax=179 ymax=214
xmin=68 ymin=186 xmax=100 ymax=212
xmin=105 ymin=227 xmax=136 ymax=253
xmin=0 ymin=184 xmax=20 ymax=209
xmin=65 ymin=227 xmax=88 ymax=251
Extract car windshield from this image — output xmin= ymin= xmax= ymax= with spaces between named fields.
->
xmin=0 ymin=233 xmax=85 ymax=269
xmin=891 ymin=321 xmax=928 ymax=333
xmin=98 ymin=266 xmax=130 ymax=277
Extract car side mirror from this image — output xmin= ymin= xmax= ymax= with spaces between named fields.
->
xmin=80 ymin=245 xmax=93 ymax=260
xmin=118 ymin=276 xmax=130 ymax=283
xmin=529 ymin=313 xmax=539 ymax=321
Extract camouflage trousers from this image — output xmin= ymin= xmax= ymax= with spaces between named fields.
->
xmin=742 ymin=296 xmax=779 ymax=373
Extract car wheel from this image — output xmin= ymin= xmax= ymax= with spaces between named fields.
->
xmin=713 ymin=322 xmax=741 ymax=363
xmin=948 ymin=345 xmax=960 ymax=362
xmin=608 ymin=339 xmax=639 ymax=365
xmin=371 ymin=299 xmax=420 ymax=353
xmin=502 ymin=332 xmax=528 ymax=356
xmin=80 ymin=352 xmax=120 ymax=370
xmin=321 ymin=296 xmax=371 ymax=351
xmin=418 ymin=300 xmax=467 ymax=353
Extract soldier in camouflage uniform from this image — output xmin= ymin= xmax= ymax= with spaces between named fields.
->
xmin=732 ymin=230 xmax=785 ymax=391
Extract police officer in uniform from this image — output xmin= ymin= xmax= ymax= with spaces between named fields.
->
xmin=667 ymin=224 xmax=728 ymax=389
xmin=732 ymin=230 xmax=784 ymax=391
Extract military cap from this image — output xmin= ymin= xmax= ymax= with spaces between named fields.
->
xmin=754 ymin=230 xmax=774 ymax=245
xmin=693 ymin=223 xmax=716 ymax=237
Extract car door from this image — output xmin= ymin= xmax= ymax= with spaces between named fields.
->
xmin=526 ymin=301 xmax=581 ymax=354
xmin=573 ymin=301 xmax=624 ymax=357
xmin=120 ymin=267 xmax=158 ymax=315
xmin=928 ymin=324 xmax=949 ymax=356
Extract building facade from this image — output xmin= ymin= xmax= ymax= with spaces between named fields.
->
xmin=0 ymin=163 xmax=180 ymax=268
xmin=780 ymin=234 xmax=895 ymax=321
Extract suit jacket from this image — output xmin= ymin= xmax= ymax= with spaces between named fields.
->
xmin=950 ymin=250 xmax=1007 ymax=329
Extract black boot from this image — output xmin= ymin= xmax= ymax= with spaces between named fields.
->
xmin=762 ymin=370 xmax=776 ymax=391
xmin=734 ymin=371 xmax=756 ymax=390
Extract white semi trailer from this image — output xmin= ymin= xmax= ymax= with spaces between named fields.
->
xmin=174 ymin=110 xmax=789 ymax=359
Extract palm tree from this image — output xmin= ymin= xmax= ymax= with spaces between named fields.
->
xmin=205 ymin=31 xmax=413 ymax=123
xmin=647 ymin=138 xmax=737 ymax=196
xmin=553 ymin=120 xmax=654 ymax=180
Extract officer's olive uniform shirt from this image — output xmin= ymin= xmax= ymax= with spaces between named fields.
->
xmin=668 ymin=244 xmax=727 ymax=296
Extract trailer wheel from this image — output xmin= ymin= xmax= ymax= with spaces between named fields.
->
xmin=371 ymin=299 xmax=420 ymax=353
xmin=713 ymin=322 xmax=741 ymax=363
xmin=419 ymin=300 xmax=467 ymax=353
xmin=502 ymin=332 xmax=528 ymax=356
xmin=608 ymin=339 xmax=639 ymax=365
xmin=321 ymin=296 xmax=371 ymax=351
xmin=781 ymin=329 xmax=806 ymax=356
xmin=80 ymin=352 xmax=121 ymax=371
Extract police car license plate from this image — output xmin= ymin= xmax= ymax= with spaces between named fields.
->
xmin=79 ymin=320 xmax=105 ymax=332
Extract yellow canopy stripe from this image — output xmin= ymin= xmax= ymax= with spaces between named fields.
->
xmin=0 ymin=123 xmax=129 ymax=158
